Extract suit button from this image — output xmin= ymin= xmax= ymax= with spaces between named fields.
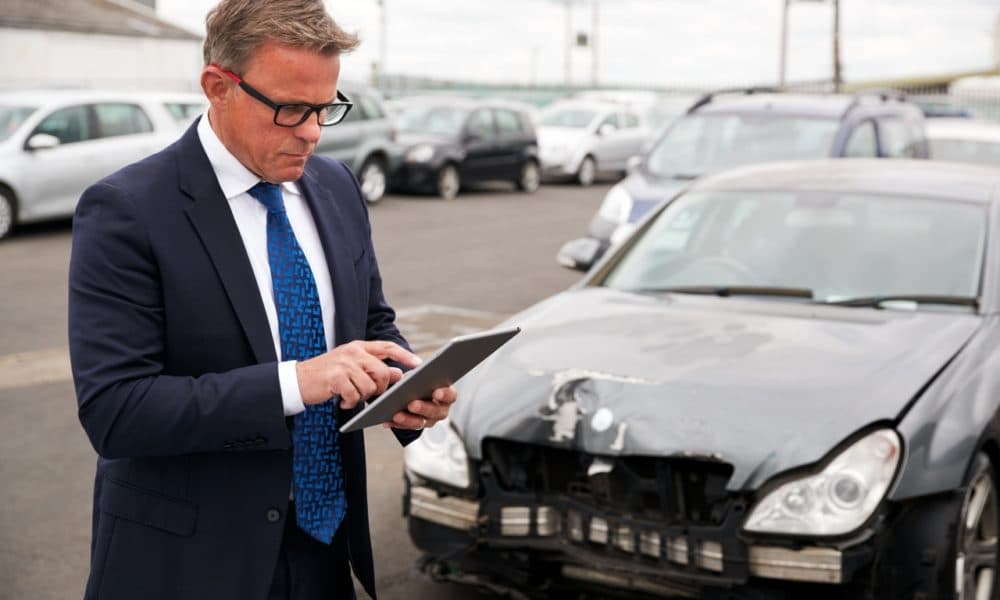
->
xmin=266 ymin=508 xmax=281 ymax=523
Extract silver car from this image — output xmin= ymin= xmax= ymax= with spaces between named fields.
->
xmin=0 ymin=89 xmax=203 ymax=239
xmin=926 ymin=117 xmax=1000 ymax=166
xmin=537 ymin=99 xmax=649 ymax=186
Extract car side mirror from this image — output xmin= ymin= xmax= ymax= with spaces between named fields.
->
xmin=598 ymin=123 xmax=617 ymax=137
xmin=557 ymin=237 xmax=603 ymax=272
xmin=626 ymin=155 xmax=642 ymax=174
xmin=26 ymin=133 xmax=60 ymax=151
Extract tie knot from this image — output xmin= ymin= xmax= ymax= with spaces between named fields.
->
xmin=248 ymin=181 xmax=285 ymax=214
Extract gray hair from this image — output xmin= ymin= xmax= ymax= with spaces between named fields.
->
xmin=203 ymin=0 xmax=359 ymax=72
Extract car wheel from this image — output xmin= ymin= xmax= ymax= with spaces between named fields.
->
xmin=956 ymin=452 xmax=999 ymax=600
xmin=0 ymin=188 xmax=15 ymax=241
xmin=516 ymin=160 xmax=540 ymax=193
xmin=576 ymin=155 xmax=596 ymax=186
xmin=358 ymin=157 xmax=388 ymax=205
xmin=437 ymin=164 xmax=460 ymax=200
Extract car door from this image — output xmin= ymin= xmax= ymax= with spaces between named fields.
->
xmin=838 ymin=119 xmax=879 ymax=158
xmin=493 ymin=109 xmax=528 ymax=179
xmin=875 ymin=117 xmax=922 ymax=159
xmin=17 ymin=104 xmax=102 ymax=220
xmin=590 ymin=110 xmax=622 ymax=168
xmin=460 ymin=109 xmax=499 ymax=182
xmin=89 ymin=102 xmax=163 ymax=181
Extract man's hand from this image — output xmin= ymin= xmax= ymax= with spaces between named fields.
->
xmin=295 ymin=340 xmax=421 ymax=408
xmin=383 ymin=385 xmax=458 ymax=430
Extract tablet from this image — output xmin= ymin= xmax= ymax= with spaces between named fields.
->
xmin=339 ymin=326 xmax=521 ymax=433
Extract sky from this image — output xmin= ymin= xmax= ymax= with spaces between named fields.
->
xmin=157 ymin=0 xmax=1000 ymax=88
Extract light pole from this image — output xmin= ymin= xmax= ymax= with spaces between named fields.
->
xmin=778 ymin=0 xmax=842 ymax=91
xmin=779 ymin=0 xmax=790 ymax=88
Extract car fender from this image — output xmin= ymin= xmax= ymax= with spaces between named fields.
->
xmin=891 ymin=318 xmax=1000 ymax=500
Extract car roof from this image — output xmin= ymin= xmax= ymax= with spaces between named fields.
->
xmin=925 ymin=118 xmax=1000 ymax=143
xmin=543 ymin=99 xmax=624 ymax=113
xmin=691 ymin=159 xmax=1000 ymax=204
xmin=691 ymin=92 xmax=914 ymax=120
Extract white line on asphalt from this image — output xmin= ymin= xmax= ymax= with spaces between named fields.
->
xmin=0 ymin=346 xmax=72 ymax=391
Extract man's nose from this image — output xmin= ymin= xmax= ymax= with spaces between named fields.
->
xmin=294 ymin=114 xmax=322 ymax=144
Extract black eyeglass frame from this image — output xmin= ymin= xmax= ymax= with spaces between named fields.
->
xmin=216 ymin=66 xmax=353 ymax=127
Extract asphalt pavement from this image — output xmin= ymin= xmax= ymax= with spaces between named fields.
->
xmin=0 ymin=179 xmax=611 ymax=600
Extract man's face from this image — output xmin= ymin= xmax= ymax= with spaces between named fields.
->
xmin=212 ymin=41 xmax=340 ymax=183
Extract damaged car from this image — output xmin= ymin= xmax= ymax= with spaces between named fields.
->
xmin=403 ymin=158 xmax=1000 ymax=599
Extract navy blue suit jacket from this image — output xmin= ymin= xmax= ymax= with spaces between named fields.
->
xmin=68 ymin=119 xmax=418 ymax=600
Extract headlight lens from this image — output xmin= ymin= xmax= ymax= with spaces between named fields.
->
xmin=743 ymin=428 xmax=901 ymax=536
xmin=597 ymin=184 xmax=633 ymax=225
xmin=403 ymin=418 xmax=470 ymax=488
xmin=405 ymin=144 xmax=435 ymax=163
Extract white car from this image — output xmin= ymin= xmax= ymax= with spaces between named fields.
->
xmin=0 ymin=89 xmax=206 ymax=239
xmin=537 ymin=99 xmax=649 ymax=186
xmin=926 ymin=117 xmax=1000 ymax=166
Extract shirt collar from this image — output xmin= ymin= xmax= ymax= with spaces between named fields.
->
xmin=197 ymin=112 xmax=301 ymax=199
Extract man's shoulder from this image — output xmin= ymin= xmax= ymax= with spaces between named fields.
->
xmin=92 ymin=135 xmax=186 ymax=197
xmin=304 ymin=154 xmax=355 ymax=186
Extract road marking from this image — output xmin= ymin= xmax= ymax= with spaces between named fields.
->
xmin=0 ymin=305 xmax=508 ymax=390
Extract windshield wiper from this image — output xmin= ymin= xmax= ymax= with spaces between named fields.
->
xmin=670 ymin=173 xmax=700 ymax=181
xmin=640 ymin=285 xmax=814 ymax=298
xmin=824 ymin=295 xmax=979 ymax=309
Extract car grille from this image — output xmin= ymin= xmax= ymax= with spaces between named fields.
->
xmin=482 ymin=438 xmax=735 ymax=526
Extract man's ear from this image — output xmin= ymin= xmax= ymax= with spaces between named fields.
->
xmin=200 ymin=66 xmax=230 ymax=111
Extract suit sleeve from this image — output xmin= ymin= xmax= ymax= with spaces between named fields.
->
xmin=68 ymin=182 xmax=291 ymax=459
xmin=341 ymin=162 xmax=422 ymax=447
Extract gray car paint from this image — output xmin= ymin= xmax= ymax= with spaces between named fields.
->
xmin=450 ymin=286 xmax=981 ymax=492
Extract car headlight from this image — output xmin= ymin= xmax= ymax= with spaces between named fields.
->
xmin=405 ymin=144 xmax=435 ymax=163
xmin=403 ymin=418 xmax=470 ymax=488
xmin=597 ymin=184 xmax=633 ymax=225
xmin=743 ymin=428 xmax=901 ymax=536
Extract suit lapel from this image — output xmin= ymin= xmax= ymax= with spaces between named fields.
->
xmin=298 ymin=163 xmax=358 ymax=347
xmin=177 ymin=120 xmax=277 ymax=365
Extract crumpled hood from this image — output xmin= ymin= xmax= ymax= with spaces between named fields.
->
xmin=451 ymin=287 xmax=980 ymax=491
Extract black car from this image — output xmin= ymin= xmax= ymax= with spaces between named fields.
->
xmin=559 ymin=89 xmax=929 ymax=271
xmin=404 ymin=159 xmax=1000 ymax=599
xmin=390 ymin=99 xmax=540 ymax=200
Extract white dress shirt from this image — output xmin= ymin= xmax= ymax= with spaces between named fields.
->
xmin=197 ymin=113 xmax=335 ymax=417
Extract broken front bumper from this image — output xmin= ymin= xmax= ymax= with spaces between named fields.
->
xmin=405 ymin=478 xmax=869 ymax=597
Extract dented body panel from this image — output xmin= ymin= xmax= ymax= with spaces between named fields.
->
xmin=451 ymin=287 xmax=981 ymax=492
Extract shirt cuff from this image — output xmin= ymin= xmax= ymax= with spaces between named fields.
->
xmin=278 ymin=360 xmax=306 ymax=416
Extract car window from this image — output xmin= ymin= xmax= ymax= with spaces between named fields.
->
xmin=930 ymin=139 xmax=1000 ymax=166
xmin=538 ymin=108 xmax=597 ymax=128
xmin=357 ymin=95 xmax=385 ymax=119
xmin=844 ymin=120 xmax=878 ymax=157
xmin=466 ymin=109 xmax=495 ymax=139
xmin=93 ymin=103 xmax=153 ymax=138
xmin=495 ymin=109 xmax=522 ymax=135
xmin=163 ymin=102 xmax=204 ymax=124
xmin=878 ymin=117 xmax=919 ymax=158
xmin=623 ymin=113 xmax=640 ymax=128
xmin=0 ymin=105 xmax=36 ymax=143
xmin=33 ymin=105 xmax=94 ymax=145
xmin=647 ymin=114 xmax=840 ymax=177
xmin=398 ymin=105 xmax=470 ymax=136
xmin=601 ymin=190 xmax=986 ymax=306
xmin=599 ymin=113 xmax=622 ymax=129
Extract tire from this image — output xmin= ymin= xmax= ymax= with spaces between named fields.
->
xmin=358 ymin=157 xmax=388 ymax=205
xmin=437 ymin=164 xmax=460 ymax=200
xmin=955 ymin=452 xmax=999 ymax=600
xmin=516 ymin=160 xmax=540 ymax=193
xmin=0 ymin=187 xmax=15 ymax=241
xmin=576 ymin=155 xmax=596 ymax=186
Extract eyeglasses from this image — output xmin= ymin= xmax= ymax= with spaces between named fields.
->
xmin=216 ymin=66 xmax=353 ymax=127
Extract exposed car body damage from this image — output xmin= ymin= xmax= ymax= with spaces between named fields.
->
xmin=453 ymin=287 xmax=980 ymax=491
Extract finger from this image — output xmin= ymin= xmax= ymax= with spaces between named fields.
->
xmin=359 ymin=341 xmax=422 ymax=368
xmin=431 ymin=386 xmax=457 ymax=405
xmin=333 ymin=372 xmax=363 ymax=409
xmin=407 ymin=399 xmax=449 ymax=422
xmin=347 ymin=368 xmax=379 ymax=402
xmin=387 ymin=367 xmax=404 ymax=384
xmin=391 ymin=409 xmax=426 ymax=430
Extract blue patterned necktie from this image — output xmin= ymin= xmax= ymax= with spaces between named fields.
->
xmin=248 ymin=181 xmax=346 ymax=544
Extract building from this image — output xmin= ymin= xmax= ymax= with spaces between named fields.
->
xmin=0 ymin=0 xmax=202 ymax=92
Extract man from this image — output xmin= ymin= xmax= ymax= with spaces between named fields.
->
xmin=67 ymin=1 xmax=455 ymax=598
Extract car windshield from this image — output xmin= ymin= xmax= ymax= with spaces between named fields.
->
xmin=600 ymin=190 xmax=986 ymax=309
xmin=0 ymin=105 xmax=37 ymax=142
xmin=930 ymin=138 xmax=1000 ymax=167
xmin=539 ymin=108 xmax=598 ymax=128
xmin=646 ymin=114 xmax=840 ymax=178
xmin=398 ymin=105 xmax=470 ymax=136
